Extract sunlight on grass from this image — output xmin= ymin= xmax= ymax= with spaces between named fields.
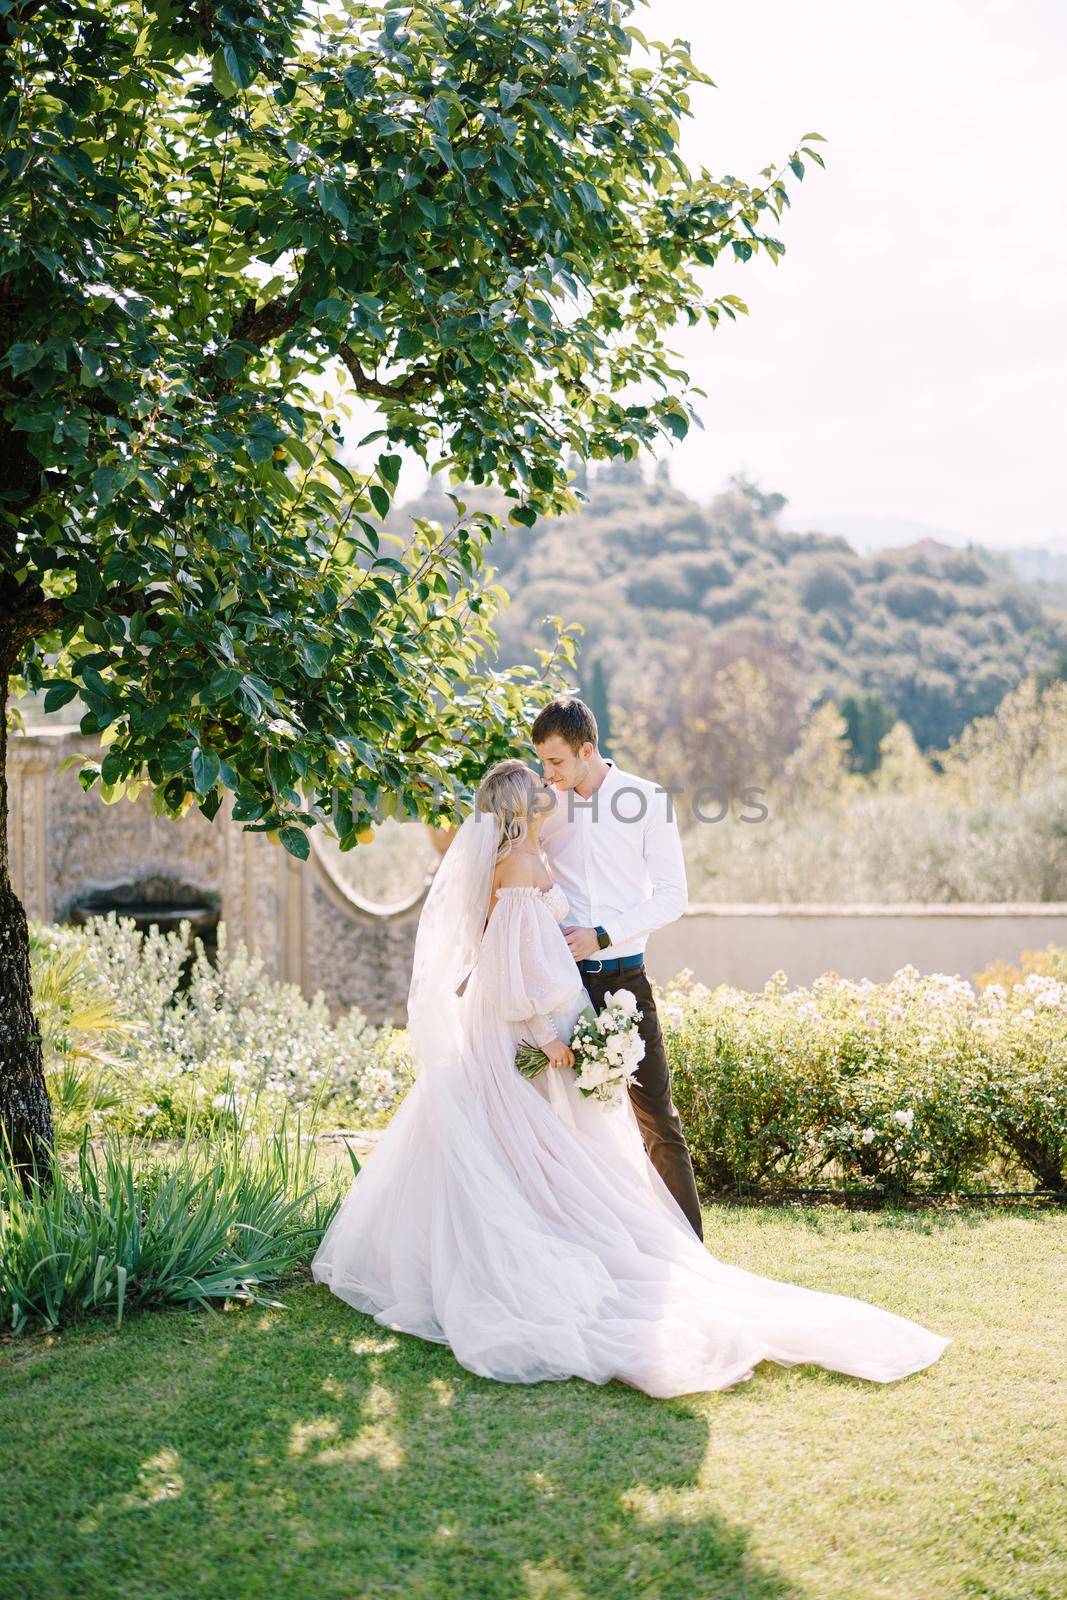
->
xmin=2 ymin=1205 xmax=1063 ymax=1600
xmin=521 ymin=1557 xmax=587 ymax=1599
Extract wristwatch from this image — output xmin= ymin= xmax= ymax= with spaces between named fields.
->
xmin=594 ymin=925 xmax=611 ymax=950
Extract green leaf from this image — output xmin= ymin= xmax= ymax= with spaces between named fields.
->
xmin=7 ymin=343 xmax=45 ymax=375
xmin=573 ymin=180 xmax=603 ymax=213
xmin=211 ymin=52 xmax=239 ymax=98
xmin=489 ymin=162 xmax=518 ymax=200
xmin=43 ymin=681 xmax=78 ymax=714
xmin=91 ymin=466 xmax=122 ymax=506
xmin=314 ymin=179 xmax=349 ymax=227
xmin=296 ymin=637 xmax=330 ymax=677
xmin=223 ymin=44 xmax=253 ymax=91
xmin=280 ymin=826 xmax=310 ymax=860
xmin=395 ymin=327 xmax=423 ymax=359
xmin=192 ymin=745 xmax=221 ymax=795
xmin=100 ymin=748 xmax=125 ymax=785
xmin=343 ymin=64 xmax=374 ymax=99
xmin=79 ymin=347 xmax=104 ymax=385
xmin=525 ymin=100 xmax=568 ymax=139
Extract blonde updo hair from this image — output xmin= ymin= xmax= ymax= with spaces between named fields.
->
xmin=475 ymin=759 xmax=544 ymax=863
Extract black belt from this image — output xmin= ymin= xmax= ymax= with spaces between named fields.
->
xmin=577 ymin=954 xmax=645 ymax=976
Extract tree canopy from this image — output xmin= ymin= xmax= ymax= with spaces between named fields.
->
xmin=1 ymin=0 xmax=819 ymax=848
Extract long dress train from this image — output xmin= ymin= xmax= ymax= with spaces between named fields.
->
xmin=311 ymin=883 xmax=950 ymax=1397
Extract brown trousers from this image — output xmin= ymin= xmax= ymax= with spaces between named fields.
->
xmin=579 ymin=964 xmax=704 ymax=1240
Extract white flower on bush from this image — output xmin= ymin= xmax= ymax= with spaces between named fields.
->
xmin=1021 ymin=972 xmax=1058 ymax=996
xmin=893 ymin=1108 xmax=915 ymax=1132
xmin=861 ymin=1127 xmax=876 ymax=1145
xmin=1023 ymin=976 xmax=1066 ymax=1009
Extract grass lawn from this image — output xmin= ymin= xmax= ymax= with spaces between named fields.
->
xmin=1 ymin=1197 xmax=1063 ymax=1600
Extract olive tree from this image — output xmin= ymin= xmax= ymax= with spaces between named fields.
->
xmin=0 ymin=0 xmax=822 ymax=1176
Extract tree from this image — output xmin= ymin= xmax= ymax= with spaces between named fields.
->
xmin=1 ymin=0 xmax=821 ymax=1179
xmin=839 ymin=690 xmax=894 ymax=774
xmin=584 ymin=653 xmax=613 ymax=757
xmin=617 ymin=622 xmax=811 ymax=801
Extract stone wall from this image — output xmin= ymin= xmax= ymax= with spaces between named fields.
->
xmin=6 ymin=726 xmax=422 ymax=1023
xmin=645 ymin=902 xmax=1067 ymax=992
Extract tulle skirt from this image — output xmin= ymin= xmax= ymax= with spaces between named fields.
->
xmin=311 ymin=974 xmax=950 ymax=1398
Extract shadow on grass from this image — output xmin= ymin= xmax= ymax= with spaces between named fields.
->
xmin=2 ymin=1277 xmax=810 ymax=1600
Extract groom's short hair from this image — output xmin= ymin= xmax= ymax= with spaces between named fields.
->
xmin=531 ymin=697 xmax=598 ymax=751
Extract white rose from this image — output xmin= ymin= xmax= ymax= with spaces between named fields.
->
xmin=578 ymin=1061 xmax=610 ymax=1090
xmin=604 ymin=1033 xmax=628 ymax=1063
xmin=609 ymin=989 xmax=639 ymax=1017
xmin=623 ymin=1038 xmax=645 ymax=1071
xmin=893 ymin=1109 xmax=914 ymax=1131
xmin=861 ymin=1127 xmax=876 ymax=1145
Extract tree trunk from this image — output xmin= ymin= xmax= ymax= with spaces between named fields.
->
xmin=0 ymin=649 xmax=55 ymax=1190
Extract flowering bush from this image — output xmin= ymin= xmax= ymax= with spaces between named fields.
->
xmin=29 ymin=915 xmax=413 ymax=1141
xmin=31 ymin=915 xmax=1064 ymax=1198
xmin=660 ymin=960 xmax=1067 ymax=1198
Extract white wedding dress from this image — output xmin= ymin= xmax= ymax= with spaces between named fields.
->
xmin=312 ymin=852 xmax=950 ymax=1397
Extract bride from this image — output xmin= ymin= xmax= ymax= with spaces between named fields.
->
xmin=312 ymin=760 xmax=950 ymax=1397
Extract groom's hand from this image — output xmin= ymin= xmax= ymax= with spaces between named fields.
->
xmin=563 ymin=926 xmax=601 ymax=961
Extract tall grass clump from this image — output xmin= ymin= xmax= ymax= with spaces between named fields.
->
xmin=0 ymin=1089 xmax=352 ymax=1336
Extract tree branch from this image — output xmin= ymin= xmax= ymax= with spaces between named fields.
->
xmin=337 ymin=345 xmax=437 ymax=400
xmin=229 ymin=282 xmax=313 ymax=348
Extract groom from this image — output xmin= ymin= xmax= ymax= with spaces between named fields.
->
xmin=532 ymin=696 xmax=704 ymax=1240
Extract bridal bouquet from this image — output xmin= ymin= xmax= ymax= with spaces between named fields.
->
xmin=515 ymin=990 xmax=646 ymax=1108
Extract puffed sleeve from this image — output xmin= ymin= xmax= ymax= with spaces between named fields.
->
xmin=477 ymin=890 xmax=580 ymax=1047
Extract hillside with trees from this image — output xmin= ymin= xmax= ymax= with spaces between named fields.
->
xmin=397 ymin=464 xmax=1066 ymax=757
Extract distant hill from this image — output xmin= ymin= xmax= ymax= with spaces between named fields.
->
xmin=779 ymin=511 xmax=972 ymax=554
xmin=991 ymin=545 xmax=1067 ymax=613
xmin=394 ymin=466 xmax=1067 ymax=751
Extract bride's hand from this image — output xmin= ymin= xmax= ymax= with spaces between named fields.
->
xmin=542 ymin=1038 xmax=575 ymax=1070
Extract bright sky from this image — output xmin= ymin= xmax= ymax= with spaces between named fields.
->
xmin=342 ymin=0 xmax=1067 ymax=553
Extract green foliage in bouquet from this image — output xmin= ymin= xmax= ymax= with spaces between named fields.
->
xmin=515 ymin=1002 xmax=596 ymax=1080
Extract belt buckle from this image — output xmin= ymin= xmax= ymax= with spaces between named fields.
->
xmin=584 ymin=957 xmax=604 ymax=974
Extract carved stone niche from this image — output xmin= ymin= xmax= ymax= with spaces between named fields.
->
xmin=68 ymin=873 xmax=221 ymax=969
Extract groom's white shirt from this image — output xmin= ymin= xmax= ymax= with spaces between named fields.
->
xmin=538 ymin=759 xmax=688 ymax=962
